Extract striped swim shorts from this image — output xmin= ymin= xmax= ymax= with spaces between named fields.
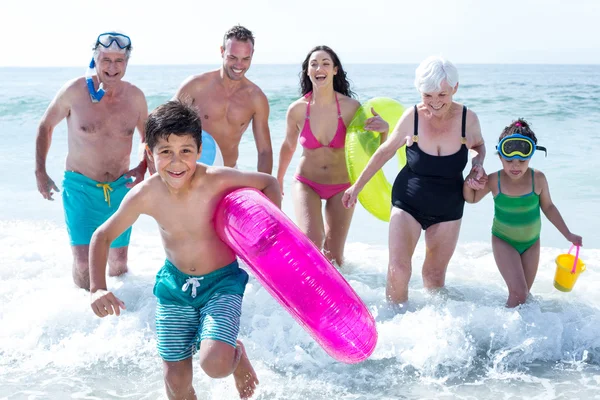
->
xmin=153 ymin=259 xmax=249 ymax=362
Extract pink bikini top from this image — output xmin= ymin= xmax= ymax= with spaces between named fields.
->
xmin=298 ymin=91 xmax=346 ymax=150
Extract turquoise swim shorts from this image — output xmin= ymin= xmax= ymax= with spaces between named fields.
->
xmin=62 ymin=171 xmax=132 ymax=247
xmin=153 ymin=259 xmax=249 ymax=362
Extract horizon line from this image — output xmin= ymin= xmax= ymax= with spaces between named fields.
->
xmin=1 ymin=62 xmax=599 ymax=68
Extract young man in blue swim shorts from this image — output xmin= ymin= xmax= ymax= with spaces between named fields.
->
xmin=35 ymin=32 xmax=148 ymax=289
xmin=89 ymin=101 xmax=281 ymax=399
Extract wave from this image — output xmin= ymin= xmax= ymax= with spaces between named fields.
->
xmin=1 ymin=221 xmax=599 ymax=399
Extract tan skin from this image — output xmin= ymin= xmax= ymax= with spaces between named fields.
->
xmin=277 ymin=50 xmax=360 ymax=266
xmin=343 ymin=80 xmax=487 ymax=304
xmin=174 ymin=39 xmax=273 ymax=173
xmin=464 ymin=156 xmax=582 ymax=307
xmin=89 ymin=133 xmax=281 ymax=399
xmin=35 ymin=49 xmax=148 ymax=290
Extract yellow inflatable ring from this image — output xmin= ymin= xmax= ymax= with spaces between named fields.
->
xmin=345 ymin=98 xmax=406 ymax=222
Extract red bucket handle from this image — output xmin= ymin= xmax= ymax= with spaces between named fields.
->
xmin=568 ymin=245 xmax=580 ymax=274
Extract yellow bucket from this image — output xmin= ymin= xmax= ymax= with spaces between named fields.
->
xmin=553 ymin=246 xmax=585 ymax=292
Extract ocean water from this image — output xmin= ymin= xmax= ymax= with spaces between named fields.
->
xmin=0 ymin=64 xmax=599 ymax=400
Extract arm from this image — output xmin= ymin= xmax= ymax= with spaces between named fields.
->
xmin=89 ymin=184 xmax=147 ymax=316
xmin=353 ymin=108 xmax=408 ymax=191
xmin=35 ymin=82 xmax=72 ymax=200
xmin=126 ymin=90 xmax=149 ymax=187
xmin=466 ymin=111 xmax=487 ymax=189
xmin=252 ymin=91 xmax=273 ymax=174
xmin=276 ymin=104 xmax=301 ymax=193
xmin=463 ymin=172 xmax=492 ymax=203
xmin=216 ymin=168 xmax=282 ymax=209
xmin=538 ymin=171 xmax=583 ymax=246
xmin=173 ymin=75 xmax=197 ymax=104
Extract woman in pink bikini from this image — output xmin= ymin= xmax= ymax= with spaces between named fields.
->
xmin=277 ymin=45 xmax=360 ymax=266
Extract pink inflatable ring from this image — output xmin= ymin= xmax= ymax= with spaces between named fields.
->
xmin=214 ymin=188 xmax=377 ymax=364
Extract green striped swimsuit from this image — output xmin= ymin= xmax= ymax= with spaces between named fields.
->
xmin=492 ymin=169 xmax=541 ymax=254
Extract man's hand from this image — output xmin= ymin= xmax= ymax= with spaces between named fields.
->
xmin=35 ymin=170 xmax=60 ymax=200
xmin=125 ymin=161 xmax=147 ymax=188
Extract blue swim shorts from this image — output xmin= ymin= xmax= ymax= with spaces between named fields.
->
xmin=153 ymin=259 xmax=249 ymax=362
xmin=62 ymin=171 xmax=132 ymax=247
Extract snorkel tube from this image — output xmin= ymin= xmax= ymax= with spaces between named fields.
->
xmin=85 ymin=57 xmax=105 ymax=103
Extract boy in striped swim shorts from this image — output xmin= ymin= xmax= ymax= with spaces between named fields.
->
xmin=88 ymin=101 xmax=282 ymax=399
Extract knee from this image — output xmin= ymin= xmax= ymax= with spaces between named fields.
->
xmin=73 ymin=254 xmax=89 ymax=273
xmin=108 ymin=249 xmax=128 ymax=276
xmin=388 ymin=259 xmax=411 ymax=277
xmin=307 ymin=230 xmax=325 ymax=250
xmin=72 ymin=256 xmax=90 ymax=289
xmin=200 ymin=355 xmax=234 ymax=379
xmin=164 ymin=367 xmax=193 ymax=396
xmin=422 ymin=267 xmax=446 ymax=285
xmin=507 ymin=285 xmax=529 ymax=306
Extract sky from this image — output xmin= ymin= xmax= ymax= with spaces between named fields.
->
xmin=1 ymin=0 xmax=598 ymax=67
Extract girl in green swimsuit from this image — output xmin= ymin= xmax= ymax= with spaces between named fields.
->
xmin=463 ymin=119 xmax=582 ymax=308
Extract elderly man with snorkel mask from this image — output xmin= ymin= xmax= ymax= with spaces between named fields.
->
xmin=35 ymin=32 xmax=149 ymax=290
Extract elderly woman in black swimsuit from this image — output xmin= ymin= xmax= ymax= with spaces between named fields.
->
xmin=342 ymin=56 xmax=486 ymax=306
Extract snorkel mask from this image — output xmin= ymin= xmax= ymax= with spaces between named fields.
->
xmin=85 ymin=32 xmax=132 ymax=103
xmin=496 ymin=134 xmax=547 ymax=160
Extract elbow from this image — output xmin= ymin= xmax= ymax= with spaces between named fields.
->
xmin=91 ymin=228 xmax=110 ymax=248
xmin=259 ymin=148 xmax=273 ymax=161
xmin=380 ymin=146 xmax=396 ymax=161
xmin=36 ymin=124 xmax=51 ymax=140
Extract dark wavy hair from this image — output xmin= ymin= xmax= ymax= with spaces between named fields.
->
xmin=499 ymin=118 xmax=538 ymax=143
xmin=300 ymin=45 xmax=355 ymax=98
xmin=146 ymin=101 xmax=203 ymax=151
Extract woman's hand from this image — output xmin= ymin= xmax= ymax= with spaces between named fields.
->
xmin=364 ymin=108 xmax=389 ymax=134
xmin=466 ymin=164 xmax=487 ymax=190
xmin=342 ymin=184 xmax=361 ymax=209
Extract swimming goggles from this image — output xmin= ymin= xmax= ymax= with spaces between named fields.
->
xmin=95 ymin=32 xmax=131 ymax=50
xmin=496 ymin=134 xmax=547 ymax=160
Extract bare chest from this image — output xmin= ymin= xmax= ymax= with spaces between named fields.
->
xmin=69 ymin=99 xmax=139 ymax=137
xmin=153 ymin=195 xmax=217 ymax=236
xmin=195 ymin=92 xmax=254 ymax=130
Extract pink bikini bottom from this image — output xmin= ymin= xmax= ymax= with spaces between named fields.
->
xmin=294 ymin=175 xmax=351 ymax=200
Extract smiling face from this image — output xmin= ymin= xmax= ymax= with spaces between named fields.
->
xmin=307 ymin=50 xmax=338 ymax=88
xmin=95 ymin=50 xmax=128 ymax=84
xmin=420 ymin=80 xmax=457 ymax=116
xmin=220 ymin=39 xmax=254 ymax=81
xmin=149 ymin=134 xmax=200 ymax=191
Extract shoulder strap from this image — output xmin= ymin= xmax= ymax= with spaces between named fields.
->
xmin=497 ymin=171 xmax=502 ymax=193
xmin=304 ymin=92 xmax=312 ymax=119
xmin=531 ymin=169 xmax=535 ymax=192
xmin=461 ymin=106 xmax=467 ymax=138
xmin=413 ymin=105 xmax=419 ymax=136
xmin=335 ymin=93 xmax=342 ymax=117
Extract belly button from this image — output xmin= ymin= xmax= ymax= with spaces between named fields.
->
xmin=190 ymin=267 xmax=196 ymax=272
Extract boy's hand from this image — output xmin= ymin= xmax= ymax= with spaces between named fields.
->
xmin=567 ymin=232 xmax=583 ymax=247
xmin=91 ymin=289 xmax=126 ymax=317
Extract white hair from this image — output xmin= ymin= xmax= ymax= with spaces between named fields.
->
xmin=414 ymin=56 xmax=459 ymax=93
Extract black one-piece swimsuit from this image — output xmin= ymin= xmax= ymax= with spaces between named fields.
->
xmin=391 ymin=105 xmax=469 ymax=230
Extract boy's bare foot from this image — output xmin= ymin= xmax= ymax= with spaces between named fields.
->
xmin=233 ymin=340 xmax=259 ymax=399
